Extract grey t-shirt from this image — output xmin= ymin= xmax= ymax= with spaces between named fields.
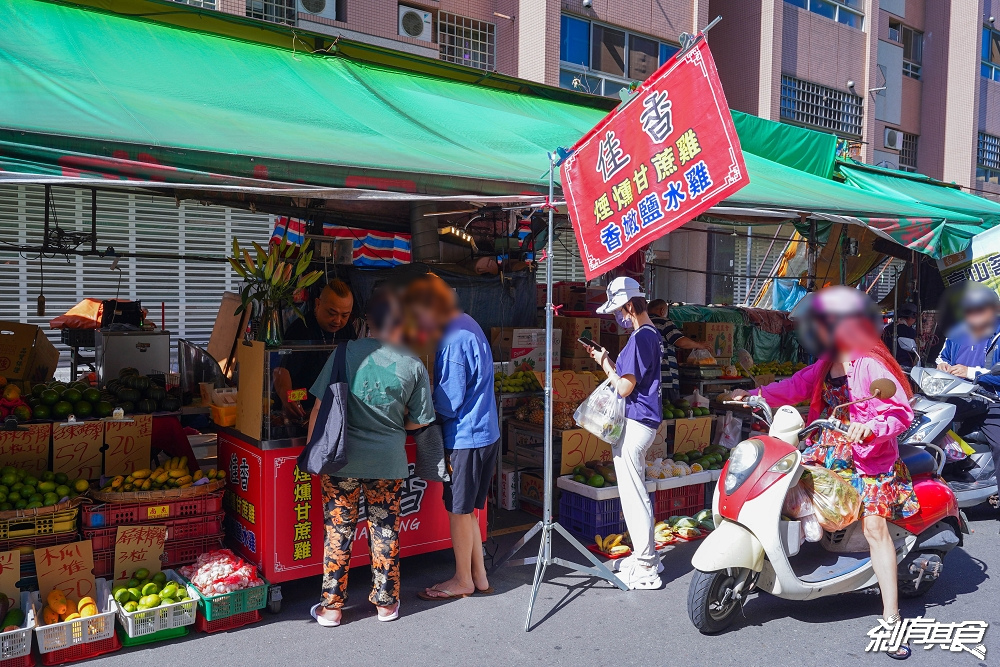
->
xmin=310 ymin=339 xmax=435 ymax=480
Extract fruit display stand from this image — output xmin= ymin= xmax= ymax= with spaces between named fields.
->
xmin=32 ymin=579 xmax=116 ymax=656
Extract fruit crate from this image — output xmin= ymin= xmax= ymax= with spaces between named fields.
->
xmin=81 ymin=513 xmax=225 ymax=551
xmin=37 ymin=630 xmax=120 ymax=666
xmin=32 ymin=580 xmax=116 ymax=655
xmin=187 ymin=576 xmax=269 ymax=622
xmin=0 ymin=653 xmax=33 ymax=667
xmin=0 ymin=511 xmax=78 ymax=541
xmin=4 ymin=533 xmax=79 ymax=574
xmin=80 ymin=492 xmax=224 ymax=528
xmin=116 ymin=624 xmax=187 ymax=647
xmin=0 ymin=593 xmax=35 ymax=662
xmin=116 ymin=570 xmax=197 ymax=638
xmin=558 ymin=491 xmax=626 ymax=544
xmin=653 ymin=483 xmax=708 ymax=521
xmin=162 ymin=535 xmax=224 ymax=569
xmin=194 ymin=609 xmax=261 ymax=634
xmin=91 ymin=550 xmax=113 ymax=579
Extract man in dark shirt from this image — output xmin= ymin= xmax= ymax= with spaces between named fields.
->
xmin=881 ymin=302 xmax=919 ymax=368
xmin=275 ymin=279 xmax=359 ymax=419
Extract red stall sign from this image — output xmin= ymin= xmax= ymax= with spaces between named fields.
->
xmin=560 ymin=38 xmax=749 ymax=280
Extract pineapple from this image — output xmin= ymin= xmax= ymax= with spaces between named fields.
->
xmin=528 ymin=408 xmax=545 ymax=425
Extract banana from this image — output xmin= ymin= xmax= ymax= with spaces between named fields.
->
xmin=595 ymin=535 xmax=604 ymax=551
xmin=168 ymin=469 xmax=186 ymax=479
xmin=178 ymin=456 xmax=187 ymax=469
xmin=132 ymin=469 xmax=151 ymax=480
xmin=609 ymin=545 xmax=631 ymax=555
xmin=607 ymin=534 xmax=623 ymax=549
xmin=175 ymin=475 xmax=192 ymax=485
xmin=193 ymin=470 xmax=204 ymax=481
xmin=140 ymin=478 xmax=152 ymax=491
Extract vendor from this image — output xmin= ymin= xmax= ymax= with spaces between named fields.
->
xmin=274 ymin=279 xmax=360 ymax=419
xmin=647 ymin=299 xmax=711 ymax=403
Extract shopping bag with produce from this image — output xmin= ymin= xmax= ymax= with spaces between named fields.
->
xmin=782 ymin=481 xmax=823 ymax=542
xmin=573 ymin=379 xmax=626 ymax=444
xmin=799 ymin=465 xmax=861 ymax=532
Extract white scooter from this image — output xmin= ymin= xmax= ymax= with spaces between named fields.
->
xmin=688 ymin=382 xmax=966 ymax=634
xmin=907 ymin=366 xmax=998 ymax=508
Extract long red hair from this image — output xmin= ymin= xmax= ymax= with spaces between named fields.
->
xmin=807 ymin=316 xmax=913 ymax=423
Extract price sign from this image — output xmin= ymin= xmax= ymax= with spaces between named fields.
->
xmin=0 ymin=423 xmax=50 ymax=474
xmin=146 ymin=505 xmax=170 ymax=520
xmin=649 ymin=420 xmax=670 ymax=459
xmin=113 ymin=525 xmax=166 ymax=583
xmin=34 ymin=541 xmax=95 ymax=602
xmin=560 ymin=428 xmax=611 ymax=474
xmin=532 ymin=371 xmax=596 ymax=402
xmin=103 ymin=414 xmax=152 ymax=476
xmin=52 ymin=421 xmax=104 ymax=481
xmin=286 ymin=389 xmax=307 ymax=403
xmin=673 ymin=416 xmax=714 ymax=454
xmin=0 ymin=550 xmax=20 ymax=602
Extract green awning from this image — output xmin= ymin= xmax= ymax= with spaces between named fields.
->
xmin=732 ymin=111 xmax=838 ymax=179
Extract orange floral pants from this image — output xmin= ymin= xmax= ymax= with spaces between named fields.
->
xmin=320 ymin=476 xmax=403 ymax=609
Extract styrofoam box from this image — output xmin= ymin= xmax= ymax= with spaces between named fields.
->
xmin=656 ymin=470 xmax=714 ymax=490
xmin=556 ymin=475 xmax=657 ymax=501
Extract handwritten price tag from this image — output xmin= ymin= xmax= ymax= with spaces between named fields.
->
xmin=673 ymin=416 xmax=714 ymax=454
xmin=113 ymin=525 xmax=166 ymax=583
xmin=532 ymin=371 xmax=596 ymax=402
xmin=649 ymin=420 xmax=670 ymax=459
xmin=103 ymin=414 xmax=152 ymax=476
xmin=0 ymin=550 xmax=20 ymax=602
xmin=560 ymin=428 xmax=611 ymax=475
xmin=0 ymin=423 xmax=50 ymax=474
xmin=34 ymin=541 xmax=95 ymax=602
xmin=52 ymin=421 xmax=104 ymax=481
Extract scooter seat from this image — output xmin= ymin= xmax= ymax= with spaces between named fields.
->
xmin=899 ymin=444 xmax=937 ymax=477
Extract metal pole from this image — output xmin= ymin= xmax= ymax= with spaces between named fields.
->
xmin=805 ymin=214 xmax=817 ymax=291
xmin=744 ymin=224 xmax=783 ymax=306
xmin=744 ymin=227 xmax=752 ymax=305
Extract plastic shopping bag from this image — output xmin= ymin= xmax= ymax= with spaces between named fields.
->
xmin=718 ymin=411 xmax=743 ymax=449
xmin=782 ymin=482 xmax=823 ymax=542
xmin=573 ymin=379 xmax=626 ymax=444
xmin=800 ymin=465 xmax=861 ymax=532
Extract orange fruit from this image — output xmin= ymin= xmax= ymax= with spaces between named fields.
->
xmin=41 ymin=606 xmax=59 ymax=625
xmin=45 ymin=590 xmax=67 ymax=616
xmin=63 ymin=598 xmax=78 ymax=615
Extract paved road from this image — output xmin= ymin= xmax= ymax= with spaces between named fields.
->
xmin=90 ymin=505 xmax=997 ymax=667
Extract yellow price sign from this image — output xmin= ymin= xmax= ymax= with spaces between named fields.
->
xmin=146 ymin=505 xmax=170 ymax=520
xmin=286 ymin=389 xmax=308 ymax=402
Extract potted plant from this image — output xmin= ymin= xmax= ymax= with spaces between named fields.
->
xmin=228 ymin=237 xmax=323 ymax=347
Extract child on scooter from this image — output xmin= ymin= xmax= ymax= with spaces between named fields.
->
xmin=731 ymin=286 xmax=917 ymax=660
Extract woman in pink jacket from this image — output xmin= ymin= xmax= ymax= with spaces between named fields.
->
xmin=732 ymin=287 xmax=917 ymax=659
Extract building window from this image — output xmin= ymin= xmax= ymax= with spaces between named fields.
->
xmin=889 ymin=21 xmax=923 ymax=80
xmin=899 ymin=133 xmax=918 ymax=172
xmin=439 ymin=12 xmax=496 ymax=72
xmin=172 ymin=0 xmax=215 ymax=6
xmin=246 ymin=0 xmax=294 ymax=25
xmin=559 ymin=15 xmax=679 ymax=98
xmin=978 ymin=132 xmax=1000 ymax=183
xmin=780 ymin=75 xmax=863 ymax=136
xmin=983 ymin=26 xmax=1000 ymax=81
xmin=783 ymin=0 xmax=863 ymax=29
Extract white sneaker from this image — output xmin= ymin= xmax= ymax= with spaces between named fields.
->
xmin=611 ymin=554 xmax=664 ymax=574
xmin=620 ymin=563 xmax=662 ymax=590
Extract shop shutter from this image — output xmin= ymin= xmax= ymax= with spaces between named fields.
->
xmin=0 ymin=185 xmax=273 ymax=373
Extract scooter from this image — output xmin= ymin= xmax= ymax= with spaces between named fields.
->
xmin=907 ymin=366 xmax=998 ymax=508
xmin=688 ymin=381 xmax=967 ymax=634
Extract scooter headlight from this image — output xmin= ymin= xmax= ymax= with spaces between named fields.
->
xmin=769 ymin=452 xmax=797 ymax=474
xmin=724 ymin=439 xmax=763 ymax=494
xmin=920 ymin=375 xmax=955 ymax=395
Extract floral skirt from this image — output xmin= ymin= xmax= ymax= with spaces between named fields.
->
xmin=803 ymin=431 xmax=920 ymax=521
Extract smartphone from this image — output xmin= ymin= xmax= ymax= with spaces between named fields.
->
xmin=578 ymin=337 xmax=603 ymax=352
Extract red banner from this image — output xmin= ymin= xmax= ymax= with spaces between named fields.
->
xmin=560 ymin=38 xmax=749 ymax=280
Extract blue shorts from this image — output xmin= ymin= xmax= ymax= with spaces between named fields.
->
xmin=443 ymin=439 xmax=499 ymax=514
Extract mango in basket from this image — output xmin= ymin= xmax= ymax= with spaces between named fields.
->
xmin=41 ymin=607 xmax=59 ymax=625
xmin=45 ymin=590 xmax=67 ymax=616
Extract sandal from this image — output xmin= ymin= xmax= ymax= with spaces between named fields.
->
xmin=416 ymin=588 xmax=471 ymax=601
xmin=310 ymin=603 xmax=341 ymax=627
xmin=376 ymin=603 xmax=400 ymax=622
xmin=884 ymin=614 xmax=910 ymax=661
xmin=474 ymin=586 xmax=494 ymax=595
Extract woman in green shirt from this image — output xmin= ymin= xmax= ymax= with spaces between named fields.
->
xmin=306 ymin=289 xmax=436 ymax=626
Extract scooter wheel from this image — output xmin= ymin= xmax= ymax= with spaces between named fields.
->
xmin=688 ymin=568 xmax=746 ymax=634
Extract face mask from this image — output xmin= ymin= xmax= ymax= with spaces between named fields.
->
xmin=615 ymin=310 xmax=632 ymax=330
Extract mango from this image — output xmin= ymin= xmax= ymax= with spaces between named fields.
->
xmin=45 ymin=590 xmax=67 ymax=616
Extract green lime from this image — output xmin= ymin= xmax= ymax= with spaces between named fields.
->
xmin=31 ymin=405 xmax=50 ymax=420
xmin=54 ymin=485 xmax=70 ymax=498
xmin=53 ymin=473 xmax=68 ymax=485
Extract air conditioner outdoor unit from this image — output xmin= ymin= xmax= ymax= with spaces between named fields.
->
xmin=297 ymin=0 xmax=336 ymax=21
xmin=884 ymin=127 xmax=903 ymax=151
xmin=399 ymin=5 xmax=433 ymax=41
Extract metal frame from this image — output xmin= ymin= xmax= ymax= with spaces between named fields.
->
xmin=438 ymin=12 xmax=496 ymax=72
xmin=779 ymin=75 xmax=864 ymax=137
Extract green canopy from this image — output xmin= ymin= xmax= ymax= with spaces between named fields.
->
xmin=731 ymin=111 xmax=838 ymax=179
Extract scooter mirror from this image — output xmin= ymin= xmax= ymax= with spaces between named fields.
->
xmin=869 ymin=378 xmax=897 ymax=400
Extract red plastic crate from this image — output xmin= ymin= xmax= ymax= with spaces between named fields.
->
xmin=82 ymin=513 xmax=225 ymax=550
xmin=81 ymin=493 xmax=224 ymax=528
xmin=194 ymin=609 xmax=261 ymax=634
xmin=162 ymin=535 xmax=224 ymax=568
xmin=92 ymin=549 xmax=113 ymax=578
xmin=0 ymin=652 xmax=33 ymax=667
xmin=38 ymin=631 xmax=120 ymax=666
xmin=654 ymin=483 xmax=708 ymax=521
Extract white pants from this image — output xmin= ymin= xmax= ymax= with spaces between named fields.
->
xmin=613 ymin=418 xmax=656 ymax=567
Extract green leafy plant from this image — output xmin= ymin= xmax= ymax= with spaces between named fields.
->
xmin=228 ymin=237 xmax=324 ymax=323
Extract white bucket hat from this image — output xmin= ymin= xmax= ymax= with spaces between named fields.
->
xmin=596 ymin=277 xmax=645 ymax=314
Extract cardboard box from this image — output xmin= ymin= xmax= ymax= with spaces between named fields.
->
xmin=586 ymin=287 xmax=607 ymax=312
xmin=600 ymin=333 xmax=631 ymax=357
xmin=598 ymin=314 xmax=630 ymax=336
xmin=560 ymin=356 xmax=602 ymax=373
xmin=553 ymin=316 xmax=601 ymax=357
xmin=682 ymin=322 xmax=735 ymax=359
xmin=490 ymin=328 xmax=562 ymax=372
xmin=499 ymin=464 xmax=519 ymax=511
xmin=554 ymin=282 xmax=587 ymax=311
xmin=0 ymin=322 xmax=59 ymax=382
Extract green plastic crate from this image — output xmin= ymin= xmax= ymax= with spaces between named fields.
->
xmin=117 ymin=625 xmax=188 ymax=648
xmin=189 ymin=578 xmax=269 ymax=622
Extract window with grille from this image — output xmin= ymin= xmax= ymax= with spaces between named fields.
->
xmin=780 ymin=75 xmax=863 ymax=136
xmin=246 ymin=0 xmax=295 ymax=25
xmin=783 ymin=0 xmax=863 ymax=29
xmin=438 ymin=12 xmax=495 ymax=71
xmin=889 ymin=21 xmax=923 ymax=80
xmin=983 ymin=26 xmax=1000 ymax=81
xmin=172 ymin=0 xmax=215 ymax=7
xmin=978 ymin=132 xmax=1000 ymax=184
xmin=899 ymin=133 xmax=918 ymax=172
xmin=0 ymin=186 xmax=274 ymax=372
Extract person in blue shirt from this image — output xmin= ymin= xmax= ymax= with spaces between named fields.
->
xmin=409 ymin=274 xmax=500 ymax=601
xmin=936 ymin=283 xmax=1000 ymax=476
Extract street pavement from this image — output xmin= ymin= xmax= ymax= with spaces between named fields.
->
xmin=90 ymin=505 xmax=998 ymax=667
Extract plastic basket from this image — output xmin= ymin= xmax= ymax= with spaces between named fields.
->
xmin=194 ymin=609 xmax=261 ymax=634
xmin=32 ymin=580 xmax=116 ymax=655
xmin=82 ymin=513 xmax=224 ymax=551
xmin=0 ymin=593 xmax=35 ymax=662
xmin=0 ymin=652 xmax=33 ymax=667
xmin=117 ymin=624 xmax=188 ymax=647
xmin=0 ymin=511 xmax=78 ymax=541
xmin=558 ymin=491 xmax=626 ymax=543
xmin=38 ymin=630 xmax=120 ymax=665
xmin=91 ymin=550 xmax=113 ymax=579
xmin=188 ymin=577 xmax=268 ymax=622
xmin=115 ymin=570 xmax=197 ymax=639
xmin=162 ymin=535 xmax=224 ymax=569
xmin=658 ymin=483 xmax=708 ymax=521
xmin=80 ymin=493 xmax=224 ymax=528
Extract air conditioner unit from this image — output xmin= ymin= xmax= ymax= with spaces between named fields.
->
xmin=297 ymin=0 xmax=336 ymax=21
xmin=884 ymin=127 xmax=903 ymax=151
xmin=399 ymin=5 xmax=433 ymax=41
